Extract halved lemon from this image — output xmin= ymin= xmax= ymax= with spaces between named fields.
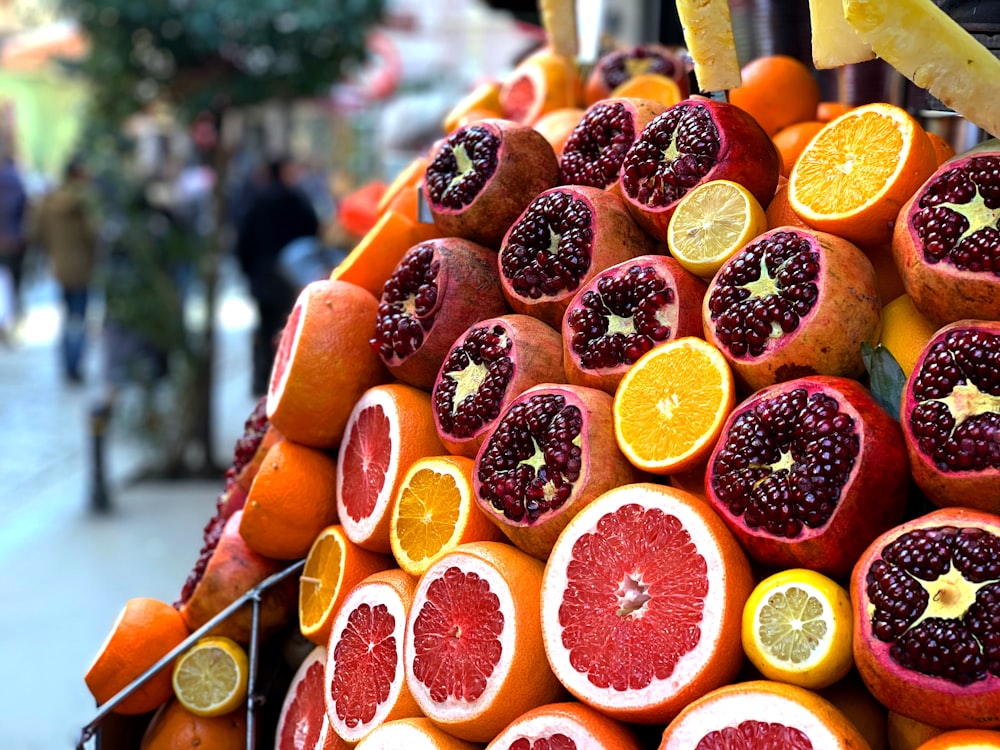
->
xmin=171 ymin=635 xmax=249 ymax=717
xmin=666 ymin=178 xmax=767 ymax=280
xmin=741 ymin=567 xmax=854 ymax=690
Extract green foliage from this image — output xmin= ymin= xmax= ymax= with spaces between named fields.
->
xmin=59 ymin=0 xmax=385 ymax=123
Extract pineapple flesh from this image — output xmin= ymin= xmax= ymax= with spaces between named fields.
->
xmin=808 ymin=0 xmax=875 ymax=69
xmin=844 ymin=0 xmax=1000 ymax=138
xmin=676 ymin=0 xmax=743 ymax=93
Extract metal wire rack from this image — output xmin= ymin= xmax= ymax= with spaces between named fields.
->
xmin=76 ymin=559 xmax=305 ymax=750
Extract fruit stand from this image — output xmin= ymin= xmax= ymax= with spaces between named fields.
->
xmin=78 ymin=0 xmax=1000 ymax=748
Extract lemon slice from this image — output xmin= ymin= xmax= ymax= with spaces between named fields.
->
xmin=741 ymin=568 xmax=854 ymax=690
xmin=666 ymin=179 xmax=767 ymax=280
xmin=172 ymin=635 xmax=249 ymax=717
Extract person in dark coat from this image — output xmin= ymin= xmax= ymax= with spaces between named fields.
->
xmin=234 ymin=155 xmax=320 ymax=396
xmin=0 ymin=155 xmax=27 ymax=322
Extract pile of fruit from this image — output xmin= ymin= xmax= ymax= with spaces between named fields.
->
xmin=82 ymin=1 xmax=1000 ymax=748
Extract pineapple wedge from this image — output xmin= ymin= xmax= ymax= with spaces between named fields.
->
xmin=676 ymin=0 xmax=742 ymax=93
xmin=808 ymin=0 xmax=874 ymax=68
xmin=539 ymin=0 xmax=579 ymax=60
xmin=844 ymin=0 xmax=1000 ymax=137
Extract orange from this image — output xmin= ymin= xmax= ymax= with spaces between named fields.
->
xmin=171 ymin=635 xmax=248 ymax=718
xmin=728 ymin=55 xmax=822 ymax=136
xmin=377 ymin=155 xmax=429 ymax=217
xmin=498 ymin=47 xmax=583 ymax=125
xmin=608 ymin=72 xmax=683 ymax=108
xmin=485 ymin=701 xmax=642 ymax=749
xmin=389 ymin=454 xmax=504 ymax=577
xmin=442 ymin=79 xmax=502 ymax=134
xmin=338 ymin=180 xmax=388 ymax=238
xmin=403 ymin=541 xmax=565 ymax=742
xmin=765 ymin=180 xmax=812 ymax=231
xmin=330 ymin=210 xmax=440 ymax=299
xmin=658 ymin=680 xmax=872 ymax=748
xmin=540 ymin=483 xmax=754 ymax=724
xmin=772 ymin=119 xmax=826 ymax=177
xmin=85 ymin=597 xmax=191 ymax=715
xmin=299 ymin=524 xmax=395 ymax=646
xmin=888 ymin=710 xmax=945 ymax=750
xmin=878 ymin=293 xmax=940 ymax=377
xmin=741 ymin=568 xmax=854 ymax=690
xmin=788 ymin=101 xmax=939 ymax=246
xmin=266 ymin=279 xmax=389 ymax=450
xmin=337 ymin=383 xmax=446 ymax=554
xmin=612 ymin=336 xmax=736 ymax=475
xmin=916 ymin=729 xmax=1000 ymax=749
xmin=926 ymin=130 xmax=956 ymax=165
xmin=326 ymin=568 xmax=422 ymax=743
xmin=530 ymin=106 xmax=586 ymax=156
xmin=817 ymin=100 xmax=853 ymax=122
xmin=238 ymin=438 xmax=339 ymax=560
xmin=140 ymin=698 xmax=246 ymax=750
xmin=353 ymin=717 xmax=480 ymax=750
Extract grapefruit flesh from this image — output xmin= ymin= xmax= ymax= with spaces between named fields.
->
xmin=341 ymin=404 xmax=392 ymax=522
xmin=330 ymin=602 xmax=398 ymax=726
xmin=275 ymin=647 xmax=328 ymax=750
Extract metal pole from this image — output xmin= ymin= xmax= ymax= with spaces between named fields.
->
xmin=89 ymin=401 xmax=112 ymax=513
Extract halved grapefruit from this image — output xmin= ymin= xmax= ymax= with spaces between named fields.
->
xmin=274 ymin=645 xmax=350 ymax=750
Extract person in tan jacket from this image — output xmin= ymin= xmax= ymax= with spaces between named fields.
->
xmin=27 ymin=157 xmax=98 ymax=384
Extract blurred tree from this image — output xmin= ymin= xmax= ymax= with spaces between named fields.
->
xmin=58 ymin=0 xmax=385 ymax=476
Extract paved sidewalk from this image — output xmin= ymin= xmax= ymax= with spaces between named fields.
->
xmin=0 ymin=274 xmax=260 ymax=748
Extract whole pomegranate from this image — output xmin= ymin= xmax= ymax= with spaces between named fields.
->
xmin=702 ymin=227 xmax=882 ymax=394
xmin=473 ymin=382 xmax=645 ymax=560
xmin=618 ymin=98 xmax=780 ymax=242
xmin=498 ymin=184 xmax=657 ymax=328
xmin=371 ymin=237 xmax=510 ymax=391
xmin=852 ymin=506 xmax=1000 ymax=729
xmin=900 ymin=319 xmax=1000 ymax=512
xmin=562 ymin=254 xmax=708 ymax=394
xmin=583 ymin=43 xmax=691 ymax=105
xmin=893 ymin=151 xmax=1000 ymax=327
xmin=422 ymin=118 xmax=560 ymax=249
xmin=705 ymin=375 xmax=910 ymax=579
xmin=558 ymin=97 xmax=668 ymax=193
xmin=431 ymin=313 xmax=565 ymax=458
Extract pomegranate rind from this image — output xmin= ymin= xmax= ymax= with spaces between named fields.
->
xmin=562 ymin=254 xmax=708 ymax=394
xmin=892 ymin=151 xmax=1000 ymax=328
xmin=851 ymin=506 xmax=1000 ymax=729
xmin=472 ymin=382 xmax=645 ymax=561
xmin=704 ymin=374 xmax=910 ymax=578
xmin=540 ymin=483 xmax=753 ymax=725
xmin=583 ymin=44 xmax=691 ymax=107
xmin=900 ymin=319 xmax=1000 ymax=512
xmin=274 ymin=645 xmax=328 ymax=750
xmin=702 ymin=227 xmax=882 ymax=394
xmin=431 ymin=314 xmax=566 ymax=459
xmin=498 ymin=185 xmax=657 ymax=329
xmin=422 ymin=118 xmax=560 ymax=250
xmin=657 ymin=680 xmax=873 ymax=749
xmin=403 ymin=541 xmax=564 ymax=743
xmin=485 ymin=700 xmax=642 ymax=750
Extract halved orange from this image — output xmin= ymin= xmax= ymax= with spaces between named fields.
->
xmin=389 ymin=455 xmax=503 ymax=577
xmin=442 ymin=79 xmax=503 ymax=135
xmin=298 ymin=524 xmax=395 ymax=647
xmin=612 ymin=336 xmax=736 ymax=475
xmin=608 ymin=73 xmax=683 ymax=108
xmin=354 ymin=717 xmax=480 ymax=750
xmin=377 ymin=155 xmax=429 ymax=219
xmin=788 ymin=101 xmax=938 ymax=246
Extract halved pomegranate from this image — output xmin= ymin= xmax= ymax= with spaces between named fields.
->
xmin=562 ymin=254 xmax=708 ymax=394
xmin=893 ymin=150 xmax=1000 ymax=327
xmin=498 ymin=184 xmax=657 ymax=328
xmin=900 ymin=319 xmax=1000 ymax=512
xmin=852 ymin=506 xmax=1000 ymax=729
xmin=371 ymin=237 xmax=510 ymax=391
xmin=583 ymin=43 xmax=691 ymax=105
xmin=705 ymin=375 xmax=910 ymax=578
xmin=431 ymin=313 xmax=565 ymax=458
xmin=422 ymin=118 xmax=560 ymax=249
xmin=473 ymin=382 xmax=645 ymax=560
xmin=702 ymin=227 xmax=882 ymax=394
xmin=618 ymin=98 xmax=780 ymax=242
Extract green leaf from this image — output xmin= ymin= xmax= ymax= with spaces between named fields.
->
xmin=861 ymin=342 xmax=907 ymax=421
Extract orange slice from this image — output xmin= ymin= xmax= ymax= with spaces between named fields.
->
xmin=377 ymin=155 xmax=429 ymax=219
xmin=389 ymin=455 xmax=503 ymax=577
xmin=298 ymin=524 xmax=395 ymax=647
xmin=613 ymin=336 xmax=736 ymax=475
xmin=788 ymin=101 xmax=938 ymax=247
xmin=337 ymin=383 xmax=445 ymax=554
xmin=608 ymin=73 xmax=683 ymax=108
xmin=442 ymin=79 xmax=502 ymax=135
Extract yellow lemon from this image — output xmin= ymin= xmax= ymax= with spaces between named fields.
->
xmin=171 ymin=635 xmax=248 ymax=717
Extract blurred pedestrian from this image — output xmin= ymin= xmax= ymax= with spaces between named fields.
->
xmin=26 ymin=156 xmax=99 ymax=384
xmin=0 ymin=154 xmax=27 ymax=323
xmin=234 ymin=155 xmax=320 ymax=396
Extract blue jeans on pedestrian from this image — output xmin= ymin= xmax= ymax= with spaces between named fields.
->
xmin=62 ymin=286 xmax=89 ymax=380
